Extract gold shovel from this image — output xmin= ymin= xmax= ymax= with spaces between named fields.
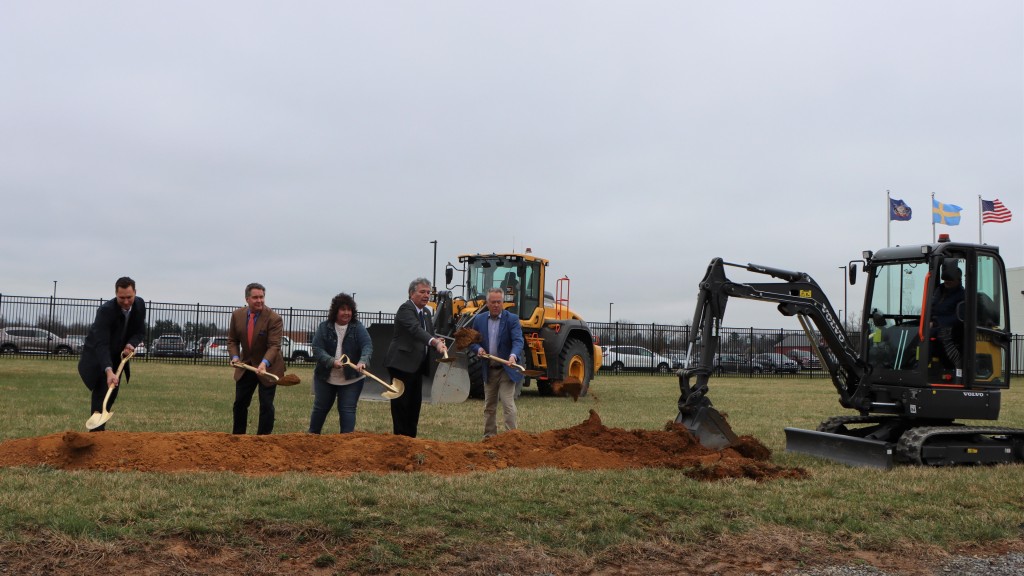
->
xmin=478 ymin=352 xmax=545 ymax=377
xmin=339 ymin=354 xmax=405 ymax=399
xmin=85 ymin=349 xmax=135 ymax=430
xmin=232 ymin=362 xmax=302 ymax=386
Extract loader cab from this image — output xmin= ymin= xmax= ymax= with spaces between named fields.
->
xmin=457 ymin=253 xmax=546 ymax=328
xmin=861 ymin=239 xmax=1011 ymax=391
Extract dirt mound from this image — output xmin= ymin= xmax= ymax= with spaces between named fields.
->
xmin=0 ymin=410 xmax=805 ymax=481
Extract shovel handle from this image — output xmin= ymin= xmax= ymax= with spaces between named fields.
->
xmin=337 ymin=354 xmax=399 ymax=393
xmin=232 ymin=362 xmax=280 ymax=382
xmin=113 ymin=349 xmax=136 ymax=380
xmin=479 ymin=352 xmax=526 ymax=372
xmin=100 ymin=383 xmax=115 ymax=412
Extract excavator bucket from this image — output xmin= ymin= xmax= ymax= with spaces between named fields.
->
xmin=784 ymin=428 xmax=895 ymax=469
xmin=676 ymin=402 xmax=739 ymax=450
xmin=676 ymin=367 xmax=739 ymax=450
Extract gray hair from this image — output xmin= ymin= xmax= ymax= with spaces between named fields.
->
xmin=407 ymin=277 xmax=431 ymax=296
xmin=486 ymin=288 xmax=504 ymax=298
xmin=245 ymin=282 xmax=266 ymax=297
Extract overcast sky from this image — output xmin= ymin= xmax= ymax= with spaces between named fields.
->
xmin=2 ymin=1 xmax=1021 ymax=330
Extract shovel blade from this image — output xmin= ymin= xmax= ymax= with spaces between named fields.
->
xmin=85 ymin=411 xmax=113 ymax=431
xmin=380 ymin=378 xmax=405 ymax=400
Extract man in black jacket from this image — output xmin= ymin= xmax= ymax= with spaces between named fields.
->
xmin=78 ymin=276 xmax=146 ymax=431
xmin=384 ymin=277 xmax=447 ymax=437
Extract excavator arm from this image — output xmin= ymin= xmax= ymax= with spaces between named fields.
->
xmin=677 ymin=258 xmax=868 ymax=448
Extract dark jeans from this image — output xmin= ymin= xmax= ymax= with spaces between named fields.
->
xmin=308 ymin=376 xmax=365 ymax=434
xmin=388 ymin=362 xmax=425 ymax=438
xmin=233 ymin=371 xmax=276 ymax=435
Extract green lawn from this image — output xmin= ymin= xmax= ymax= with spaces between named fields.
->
xmin=1 ymin=358 xmax=1022 ymax=573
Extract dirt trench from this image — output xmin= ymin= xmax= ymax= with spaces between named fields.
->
xmin=0 ymin=410 xmax=803 ymax=480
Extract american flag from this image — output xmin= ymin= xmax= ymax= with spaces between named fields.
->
xmin=981 ymin=199 xmax=1012 ymax=224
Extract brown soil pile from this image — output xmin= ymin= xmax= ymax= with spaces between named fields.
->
xmin=0 ymin=410 xmax=804 ymax=481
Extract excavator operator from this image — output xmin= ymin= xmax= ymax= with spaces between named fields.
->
xmin=930 ymin=261 xmax=965 ymax=370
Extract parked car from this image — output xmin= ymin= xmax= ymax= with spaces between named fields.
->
xmin=202 ymin=336 xmax=231 ymax=359
xmin=195 ymin=337 xmax=212 ymax=355
xmin=714 ymin=353 xmax=764 ymax=374
xmin=0 ymin=327 xmax=79 ymax=355
xmin=281 ymin=335 xmax=313 ymax=362
xmin=786 ymin=349 xmax=822 ymax=370
xmin=601 ymin=345 xmax=674 ymax=373
xmin=66 ymin=334 xmax=87 ymax=350
xmin=151 ymin=334 xmax=190 ymax=357
xmin=134 ymin=342 xmax=147 ymax=357
xmin=665 ymin=352 xmax=688 ymax=370
xmin=751 ymin=353 xmax=800 ymax=373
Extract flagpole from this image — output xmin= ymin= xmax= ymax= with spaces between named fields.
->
xmin=886 ymin=190 xmax=891 ymax=247
xmin=978 ymin=195 xmax=983 ymax=244
xmin=931 ymin=192 xmax=935 ymax=242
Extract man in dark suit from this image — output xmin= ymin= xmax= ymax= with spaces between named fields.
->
xmin=385 ymin=277 xmax=447 ymax=437
xmin=470 ymin=288 xmax=525 ymax=438
xmin=77 ymin=276 xmax=146 ymax=431
xmin=228 ymin=282 xmax=285 ymax=435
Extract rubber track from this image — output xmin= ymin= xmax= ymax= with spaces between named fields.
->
xmin=896 ymin=425 xmax=1024 ymax=465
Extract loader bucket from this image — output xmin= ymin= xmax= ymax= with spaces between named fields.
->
xmin=784 ymin=427 xmax=894 ymax=469
xmin=675 ymin=403 xmax=739 ymax=450
xmin=358 ymin=358 xmax=471 ymax=403
xmin=426 ymin=352 xmax=471 ymax=403
xmin=361 ymin=323 xmax=471 ymax=404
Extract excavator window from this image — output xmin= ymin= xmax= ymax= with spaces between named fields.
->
xmin=865 ymin=261 xmax=928 ymax=374
xmin=972 ymin=253 xmax=1008 ymax=386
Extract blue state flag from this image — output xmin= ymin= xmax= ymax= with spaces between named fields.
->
xmin=889 ymin=198 xmax=912 ymax=221
xmin=932 ymin=199 xmax=961 ymax=226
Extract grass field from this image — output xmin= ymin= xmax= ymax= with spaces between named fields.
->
xmin=1 ymin=358 xmax=1023 ymax=574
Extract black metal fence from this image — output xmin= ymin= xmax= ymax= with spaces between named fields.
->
xmin=589 ymin=321 xmax=857 ymax=378
xmin=1 ymin=294 xmax=1022 ymax=376
xmin=590 ymin=320 xmax=1024 ymax=377
xmin=0 ymin=294 xmax=391 ymax=365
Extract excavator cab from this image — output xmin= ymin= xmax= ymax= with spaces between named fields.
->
xmin=861 ymin=239 xmax=1011 ymax=394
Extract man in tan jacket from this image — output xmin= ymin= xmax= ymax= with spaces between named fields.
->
xmin=228 ymin=282 xmax=285 ymax=434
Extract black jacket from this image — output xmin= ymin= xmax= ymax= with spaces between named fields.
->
xmin=78 ymin=297 xmax=147 ymax=381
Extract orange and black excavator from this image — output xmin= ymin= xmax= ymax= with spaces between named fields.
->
xmin=677 ymin=235 xmax=1023 ymax=468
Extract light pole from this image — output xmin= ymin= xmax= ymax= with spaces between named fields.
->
xmin=430 ymin=240 xmax=438 ymax=291
xmin=49 ymin=281 xmax=57 ymax=354
xmin=838 ymin=266 xmax=848 ymax=328
xmin=608 ymin=302 xmax=613 ymax=324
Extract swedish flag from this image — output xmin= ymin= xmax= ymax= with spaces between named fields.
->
xmin=932 ymin=199 xmax=962 ymax=226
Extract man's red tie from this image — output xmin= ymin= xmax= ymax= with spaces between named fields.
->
xmin=247 ymin=314 xmax=255 ymax=348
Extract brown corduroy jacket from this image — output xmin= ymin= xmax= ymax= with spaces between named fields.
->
xmin=227 ymin=306 xmax=285 ymax=385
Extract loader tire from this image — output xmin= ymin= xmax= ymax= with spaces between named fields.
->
xmin=467 ymin=353 xmax=484 ymax=399
xmin=558 ymin=339 xmax=592 ymax=398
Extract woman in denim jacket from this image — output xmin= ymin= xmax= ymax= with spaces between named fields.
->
xmin=309 ymin=293 xmax=372 ymax=433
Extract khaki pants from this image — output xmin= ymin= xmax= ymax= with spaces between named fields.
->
xmin=484 ymin=365 xmax=517 ymax=438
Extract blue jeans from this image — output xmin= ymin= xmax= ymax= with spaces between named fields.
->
xmin=308 ymin=376 xmax=365 ymax=433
